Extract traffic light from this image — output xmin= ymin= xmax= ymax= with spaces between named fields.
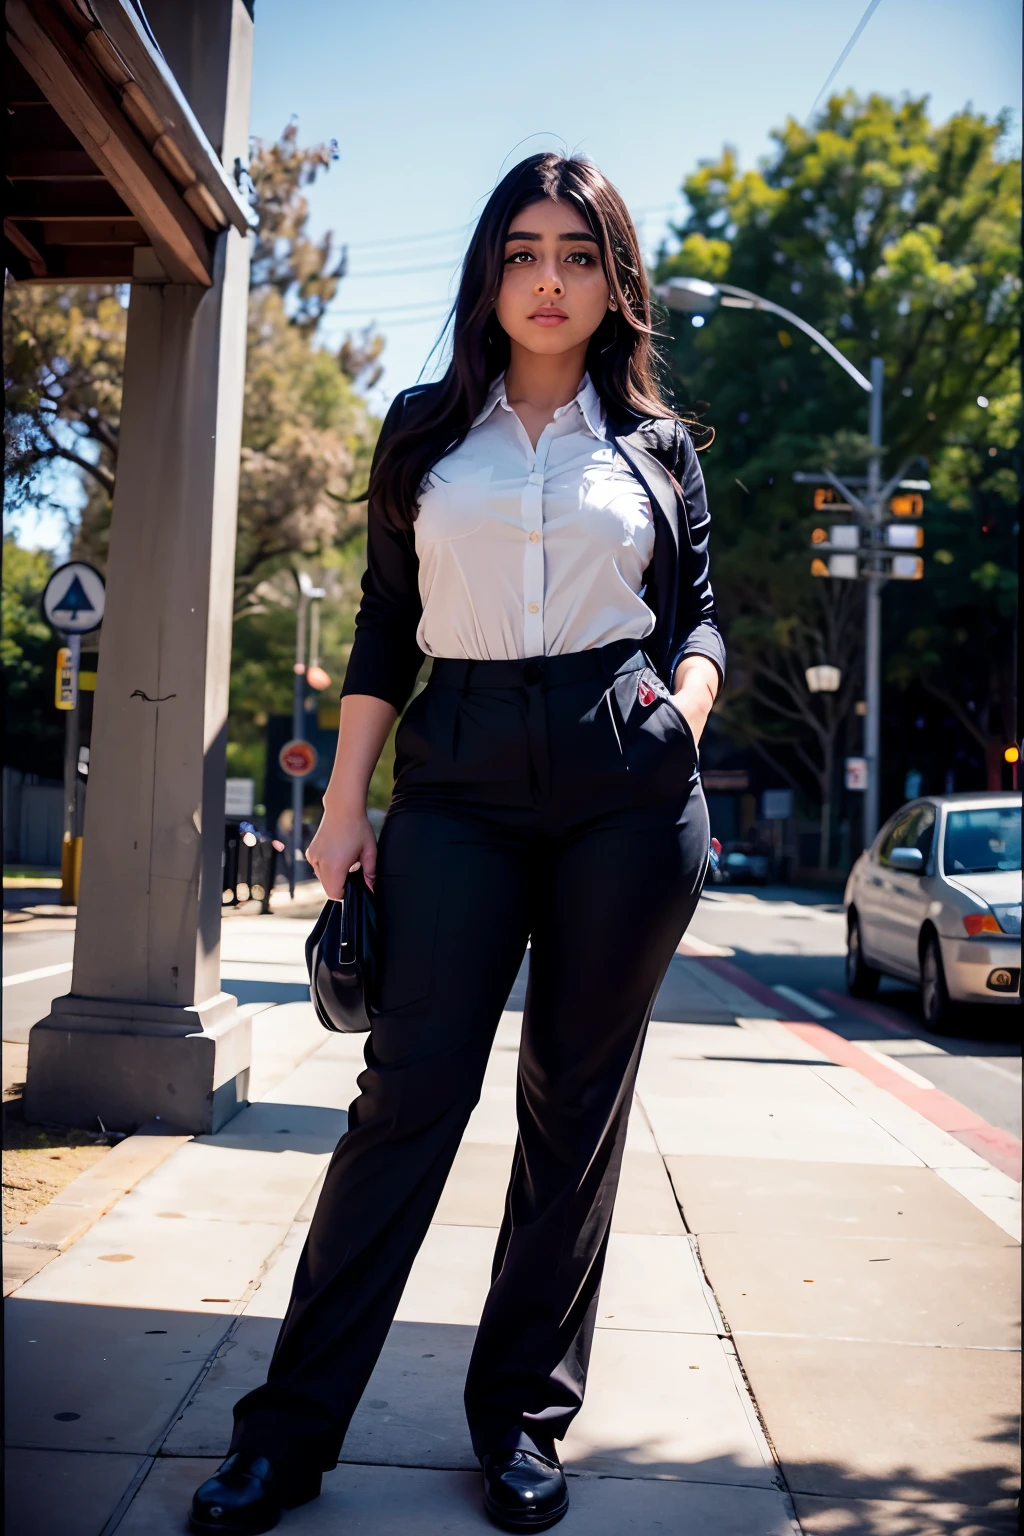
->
xmin=813 ymin=486 xmax=852 ymax=512
xmin=889 ymin=493 xmax=924 ymax=517
xmin=888 ymin=555 xmax=924 ymax=580
xmin=807 ymin=487 xmax=926 ymax=580
xmin=885 ymin=525 xmax=924 ymax=548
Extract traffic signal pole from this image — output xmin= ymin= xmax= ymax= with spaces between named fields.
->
xmin=863 ymin=356 xmax=885 ymax=844
xmin=290 ymin=590 xmax=309 ymax=900
xmin=800 ymin=359 xmax=930 ymax=852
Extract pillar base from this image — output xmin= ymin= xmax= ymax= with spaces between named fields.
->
xmin=24 ymin=991 xmax=250 ymax=1136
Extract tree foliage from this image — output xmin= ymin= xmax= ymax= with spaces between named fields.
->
xmin=3 ymin=121 xmax=380 ymax=614
xmin=4 ymin=287 xmax=125 ymax=516
xmin=1 ymin=539 xmax=65 ymax=779
xmin=655 ymin=94 xmax=1020 ymax=831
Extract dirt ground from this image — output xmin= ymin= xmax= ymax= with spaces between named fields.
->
xmin=2 ymin=1041 xmax=112 ymax=1234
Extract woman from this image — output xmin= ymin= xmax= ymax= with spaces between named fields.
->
xmin=190 ymin=152 xmax=723 ymax=1535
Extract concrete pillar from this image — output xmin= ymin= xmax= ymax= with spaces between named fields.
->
xmin=26 ymin=1 xmax=254 ymax=1136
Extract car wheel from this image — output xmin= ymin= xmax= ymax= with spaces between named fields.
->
xmin=846 ymin=914 xmax=880 ymax=998
xmin=921 ymin=933 xmax=954 ymax=1031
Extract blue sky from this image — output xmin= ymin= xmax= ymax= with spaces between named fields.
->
xmin=11 ymin=0 xmax=1020 ymax=551
xmin=249 ymin=0 xmax=1022 ymax=409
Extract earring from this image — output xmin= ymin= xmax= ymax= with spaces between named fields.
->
xmin=608 ymin=299 xmax=618 ymax=311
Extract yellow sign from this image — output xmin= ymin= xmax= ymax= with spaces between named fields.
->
xmin=55 ymin=647 xmax=77 ymax=710
xmin=813 ymin=487 xmax=851 ymax=512
xmin=890 ymin=492 xmax=924 ymax=517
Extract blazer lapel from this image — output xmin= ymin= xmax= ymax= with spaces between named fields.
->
xmin=607 ymin=425 xmax=682 ymax=555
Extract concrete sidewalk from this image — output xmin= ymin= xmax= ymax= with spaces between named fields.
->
xmin=4 ymin=914 xmax=1020 ymax=1536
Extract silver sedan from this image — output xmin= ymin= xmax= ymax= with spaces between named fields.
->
xmin=844 ymin=792 xmax=1021 ymax=1028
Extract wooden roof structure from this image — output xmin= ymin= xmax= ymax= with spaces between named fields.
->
xmin=5 ymin=0 xmax=255 ymax=286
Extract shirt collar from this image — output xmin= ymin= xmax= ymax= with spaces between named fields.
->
xmin=471 ymin=372 xmax=606 ymax=439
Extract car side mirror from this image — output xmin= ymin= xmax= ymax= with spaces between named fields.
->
xmin=889 ymin=846 xmax=924 ymax=873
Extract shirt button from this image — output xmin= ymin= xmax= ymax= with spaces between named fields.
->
xmin=527 ymin=601 xmax=539 ymax=614
xmin=528 ymin=472 xmax=544 ymax=486
xmin=529 ymin=530 xmax=540 ymax=543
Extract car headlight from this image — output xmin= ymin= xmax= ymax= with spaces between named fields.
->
xmin=991 ymin=903 xmax=1021 ymax=936
xmin=963 ymin=905 xmax=1021 ymax=937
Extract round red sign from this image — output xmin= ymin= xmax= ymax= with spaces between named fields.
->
xmin=278 ymin=739 xmax=318 ymax=778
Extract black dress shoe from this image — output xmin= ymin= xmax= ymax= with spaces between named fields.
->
xmin=188 ymin=1452 xmax=322 ymax=1534
xmin=482 ymin=1448 xmax=569 ymax=1531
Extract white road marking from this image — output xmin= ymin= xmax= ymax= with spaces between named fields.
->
xmin=772 ymin=984 xmax=835 ymax=1019
xmin=970 ymin=1056 xmax=1023 ymax=1084
xmin=2 ymin=961 xmax=73 ymax=987
xmin=855 ymin=1041 xmax=937 ymax=1089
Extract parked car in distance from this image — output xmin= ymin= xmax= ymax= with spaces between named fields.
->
xmin=716 ymin=841 xmax=772 ymax=886
xmin=844 ymin=792 xmax=1021 ymax=1028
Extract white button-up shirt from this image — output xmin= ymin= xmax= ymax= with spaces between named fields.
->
xmin=413 ymin=373 xmax=656 ymax=661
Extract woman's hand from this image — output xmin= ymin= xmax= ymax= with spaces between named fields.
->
xmin=306 ymin=804 xmax=378 ymax=898
xmin=306 ymin=693 xmax=398 ymax=897
xmin=670 ymin=655 xmax=720 ymax=746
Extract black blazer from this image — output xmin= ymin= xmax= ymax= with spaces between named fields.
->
xmin=341 ymin=384 xmax=726 ymax=712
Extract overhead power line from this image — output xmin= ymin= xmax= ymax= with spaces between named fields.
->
xmin=346 ymin=256 xmax=462 ymax=281
xmin=807 ymin=0 xmax=885 ymax=123
xmin=329 ymin=299 xmax=451 ymax=318
xmin=344 ymin=221 xmax=474 ymax=252
xmin=339 ymin=201 xmax=679 ymax=263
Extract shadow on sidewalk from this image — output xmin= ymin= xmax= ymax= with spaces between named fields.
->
xmin=5 ymin=1294 xmax=1019 ymax=1533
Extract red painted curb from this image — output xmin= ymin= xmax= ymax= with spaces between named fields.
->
xmin=818 ymin=988 xmax=918 ymax=1036
xmin=690 ymin=959 xmax=1023 ymax=1184
xmin=783 ymin=1020 xmax=1022 ymax=1183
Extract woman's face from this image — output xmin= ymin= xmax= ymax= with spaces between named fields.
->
xmin=494 ymin=196 xmax=612 ymax=357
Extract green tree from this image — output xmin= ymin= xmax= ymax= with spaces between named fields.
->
xmin=655 ymin=94 xmax=1020 ymax=851
xmin=5 ymin=123 xmax=384 ymax=804
xmin=1 ymin=539 xmax=64 ymax=779
xmin=3 ymin=121 xmax=380 ymax=613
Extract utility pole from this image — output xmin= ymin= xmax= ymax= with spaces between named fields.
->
xmin=290 ymin=585 xmax=309 ymax=900
xmin=287 ymin=572 xmax=325 ymax=898
xmin=863 ymin=356 xmax=885 ymax=842
xmin=800 ymin=359 xmax=929 ymax=851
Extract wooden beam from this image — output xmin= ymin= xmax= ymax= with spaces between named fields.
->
xmin=4 ymin=243 xmax=135 ymax=282
xmin=38 ymin=244 xmax=135 ymax=279
xmin=14 ymin=217 xmax=146 ymax=245
xmin=6 ymin=1 xmax=211 ymax=284
xmin=89 ymin=0 xmax=254 ymax=237
xmin=3 ymin=218 xmax=47 ymax=277
xmin=6 ymin=101 xmax=83 ymax=150
xmin=5 ymin=181 xmax=133 ymax=217
xmin=6 ymin=148 xmax=104 ymax=178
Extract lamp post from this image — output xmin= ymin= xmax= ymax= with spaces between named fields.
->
xmin=655 ymin=278 xmax=873 ymax=393
xmin=805 ymin=665 xmax=841 ymax=869
xmin=291 ymin=572 xmax=325 ymax=897
xmin=654 ymin=277 xmax=910 ymax=846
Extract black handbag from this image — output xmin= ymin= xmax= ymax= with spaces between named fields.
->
xmin=305 ymin=867 xmax=378 ymax=1033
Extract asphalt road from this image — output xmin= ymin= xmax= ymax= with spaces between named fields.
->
xmin=688 ymin=883 xmax=1022 ymax=1141
xmin=4 ymin=883 xmax=1021 ymax=1139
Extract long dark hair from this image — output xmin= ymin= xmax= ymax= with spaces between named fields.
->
xmin=370 ymin=153 xmax=678 ymax=530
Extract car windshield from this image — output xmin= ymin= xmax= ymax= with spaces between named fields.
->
xmin=943 ymin=806 xmax=1021 ymax=875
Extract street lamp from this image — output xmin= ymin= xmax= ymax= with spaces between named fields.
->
xmin=805 ymin=665 xmax=841 ymax=694
xmin=655 ymin=277 xmax=873 ymax=393
xmin=654 ymin=275 xmax=895 ymax=844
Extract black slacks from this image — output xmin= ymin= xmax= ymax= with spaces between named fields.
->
xmin=231 ymin=639 xmax=709 ymax=1469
